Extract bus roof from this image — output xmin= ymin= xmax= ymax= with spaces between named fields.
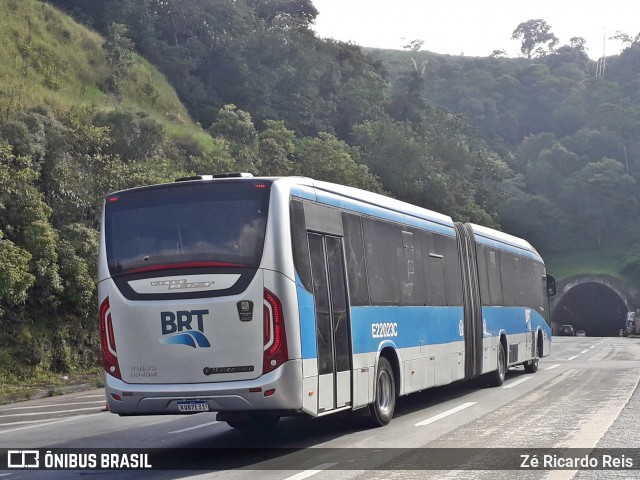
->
xmin=279 ymin=177 xmax=455 ymax=229
xmin=106 ymin=175 xmax=541 ymax=260
xmin=470 ymin=223 xmax=541 ymax=260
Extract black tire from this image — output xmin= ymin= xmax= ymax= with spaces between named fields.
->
xmin=225 ymin=412 xmax=280 ymax=430
xmin=487 ymin=342 xmax=506 ymax=387
xmin=369 ymin=356 xmax=396 ymax=427
xmin=524 ymin=357 xmax=538 ymax=373
xmin=524 ymin=339 xmax=541 ymax=374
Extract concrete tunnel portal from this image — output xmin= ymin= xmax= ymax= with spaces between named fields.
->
xmin=550 ymin=280 xmax=628 ymax=337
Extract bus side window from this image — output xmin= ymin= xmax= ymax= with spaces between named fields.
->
xmin=342 ymin=212 xmax=370 ymax=306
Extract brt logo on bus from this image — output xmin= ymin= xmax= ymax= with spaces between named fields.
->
xmin=159 ymin=310 xmax=211 ymax=348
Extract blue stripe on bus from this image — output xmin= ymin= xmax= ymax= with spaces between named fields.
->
xmin=482 ymin=306 xmax=551 ymax=337
xmin=350 ymin=306 xmax=464 ymax=354
xmin=290 ymin=186 xmax=316 ymax=201
xmin=296 ymin=279 xmax=318 ymax=359
xmin=296 ymin=299 xmax=551 ymax=359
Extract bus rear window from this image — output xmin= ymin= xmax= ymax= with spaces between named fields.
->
xmin=105 ymin=182 xmax=270 ymax=275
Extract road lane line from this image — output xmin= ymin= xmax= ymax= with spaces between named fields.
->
xmin=580 ymin=349 xmax=589 ymax=354
xmin=590 ymin=345 xmax=596 ymax=349
xmin=502 ymin=377 xmax=531 ymax=389
xmin=415 ymin=402 xmax=476 ymax=426
xmin=77 ymin=394 xmax=106 ymax=398
xmin=283 ymin=463 xmax=338 ymax=480
xmin=567 ymin=355 xmax=579 ymax=361
xmin=0 ymin=406 xmax=103 ymax=418
xmin=545 ymin=364 xmax=561 ymax=370
xmin=2 ymin=400 xmax=105 ymax=411
xmin=169 ymin=421 xmax=219 ymax=434
xmin=0 ymin=417 xmax=88 ymax=427
xmin=0 ymin=413 xmax=100 ymax=435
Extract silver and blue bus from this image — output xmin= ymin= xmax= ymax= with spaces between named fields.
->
xmin=99 ymin=174 xmax=555 ymax=428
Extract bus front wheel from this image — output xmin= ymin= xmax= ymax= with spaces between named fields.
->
xmin=369 ymin=356 xmax=396 ymax=427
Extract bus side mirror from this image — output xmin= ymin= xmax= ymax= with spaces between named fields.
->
xmin=546 ymin=275 xmax=556 ymax=297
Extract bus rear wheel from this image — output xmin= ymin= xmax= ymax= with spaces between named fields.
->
xmin=369 ymin=356 xmax=396 ymax=427
xmin=222 ymin=412 xmax=280 ymax=430
xmin=487 ymin=342 xmax=506 ymax=387
xmin=524 ymin=357 xmax=538 ymax=373
xmin=524 ymin=339 xmax=541 ymax=373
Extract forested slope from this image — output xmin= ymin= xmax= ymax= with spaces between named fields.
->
xmin=2 ymin=0 xmax=640 ymax=390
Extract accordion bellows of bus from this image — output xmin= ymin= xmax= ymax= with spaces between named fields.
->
xmin=98 ymin=174 xmax=555 ymax=429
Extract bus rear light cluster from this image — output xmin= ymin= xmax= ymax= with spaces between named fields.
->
xmin=263 ymin=289 xmax=288 ymax=374
xmin=100 ymin=297 xmax=121 ymax=379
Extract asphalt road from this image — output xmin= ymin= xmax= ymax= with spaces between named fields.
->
xmin=1 ymin=336 xmax=640 ymax=479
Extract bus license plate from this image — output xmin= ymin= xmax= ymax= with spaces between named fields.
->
xmin=177 ymin=401 xmax=209 ymax=413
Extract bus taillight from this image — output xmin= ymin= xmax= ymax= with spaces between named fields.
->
xmin=100 ymin=297 xmax=121 ymax=379
xmin=263 ymin=289 xmax=288 ymax=374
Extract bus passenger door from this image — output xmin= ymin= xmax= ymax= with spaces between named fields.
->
xmin=307 ymin=233 xmax=352 ymax=414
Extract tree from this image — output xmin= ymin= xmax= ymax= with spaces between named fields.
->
xmin=512 ymin=19 xmax=559 ymax=59
xmin=610 ymin=30 xmax=640 ymax=49
xmin=570 ymin=36 xmax=587 ymax=53
xmin=0 ymin=231 xmax=34 ymax=316
xmin=296 ymin=133 xmax=383 ymax=192
xmin=102 ymin=23 xmax=136 ymax=98
xmin=499 ymin=194 xmax=571 ymax=252
xmin=250 ymin=0 xmax=318 ymax=30
xmin=209 ymin=105 xmax=258 ymax=171
xmin=561 ymin=158 xmax=637 ymax=246
xmin=57 ymin=224 xmax=98 ymax=317
xmin=257 ymin=120 xmax=296 ymax=176
xmin=0 ymin=139 xmax=61 ymax=310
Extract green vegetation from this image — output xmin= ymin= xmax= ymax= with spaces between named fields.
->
xmin=0 ymin=0 xmax=192 ymax=129
xmin=1 ymin=0 xmax=639 ymax=388
xmin=545 ymin=249 xmax=630 ymax=282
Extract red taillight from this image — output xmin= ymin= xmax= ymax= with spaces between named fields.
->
xmin=263 ymin=289 xmax=288 ymax=374
xmin=263 ymin=304 xmax=271 ymax=345
xmin=100 ymin=297 xmax=121 ymax=379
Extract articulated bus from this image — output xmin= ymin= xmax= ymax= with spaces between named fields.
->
xmin=99 ymin=174 xmax=555 ymax=428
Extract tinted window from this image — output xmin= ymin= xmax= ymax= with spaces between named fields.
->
xmin=342 ymin=213 xmax=370 ymax=306
xmin=362 ymin=218 xmax=401 ymax=305
xmin=105 ymin=182 xmax=270 ymax=275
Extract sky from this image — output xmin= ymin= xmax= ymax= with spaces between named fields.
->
xmin=311 ymin=0 xmax=640 ymax=59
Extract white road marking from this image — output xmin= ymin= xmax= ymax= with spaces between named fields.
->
xmin=77 ymin=394 xmax=106 ymax=399
xmin=580 ymin=349 xmax=589 ymax=354
xmin=415 ymin=402 xmax=476 ymax=426
xmin=502 ymin=377 xmax=531 ymax=389
xmin=283 ymin=463 xmax=338 ymax=480
xmin=590 ymin=345 xmax=596 ymax=349
xmin=0 ymin=413 xmax=100 ymax=435
xmin=0 ymin=406 xmax=103 ymax=418
xmin=2 ymin=400 xmax=105 ymax=411
xmin=545 ymin=364 xmax=561 ymax=370
xmin=169 ymin=421 xmax=219 ymax=434
xmin=567 ymin=355 xmax=579 ymax=361
xmin=0 ymin=418 xmax=87 ymax=427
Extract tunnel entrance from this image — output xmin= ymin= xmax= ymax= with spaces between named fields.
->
xmin=551 ymin=282 xmax=627 ymax=336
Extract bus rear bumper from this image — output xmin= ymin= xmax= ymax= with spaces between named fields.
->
xmin=104 ymin=359 xmax=303 ymax=415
